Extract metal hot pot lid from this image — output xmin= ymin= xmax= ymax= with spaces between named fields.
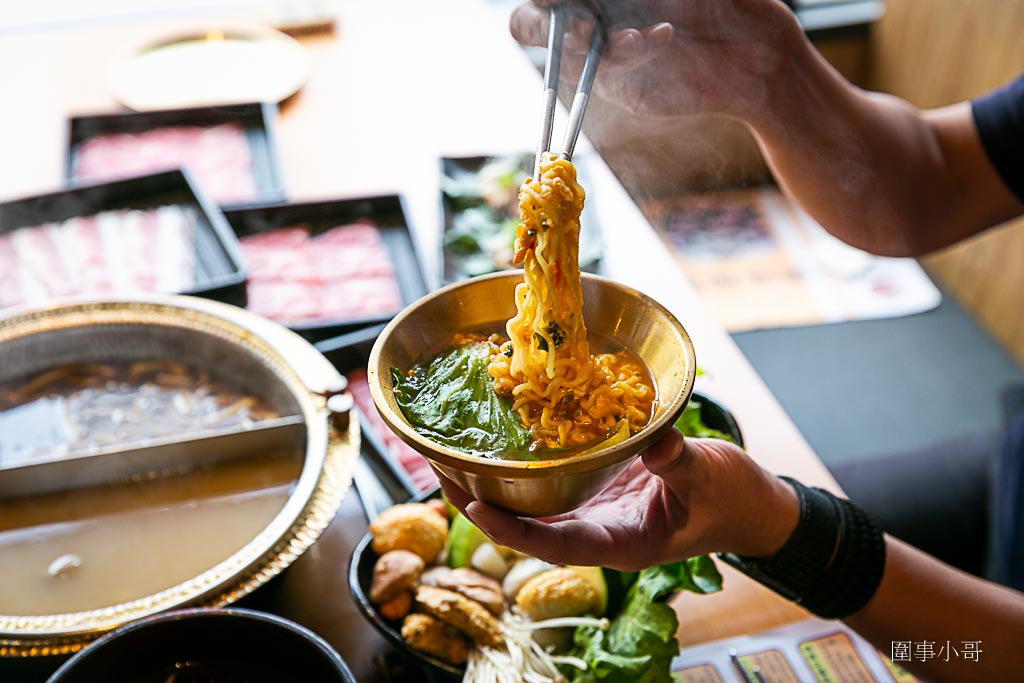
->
xmin=0 ymin=295 xmax=358 ymax=657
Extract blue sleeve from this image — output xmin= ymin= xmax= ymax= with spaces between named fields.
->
xmin=971 ymin=75 xmax=1024 ymax=202
xmin=992 ymin=387 xmax=1024 ymax=590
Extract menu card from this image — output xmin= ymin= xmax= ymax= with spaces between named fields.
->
xmin=672 ymin=618 xmax=920 ymax=682
xmin=641 ymin=188 xmax=941 ymax=333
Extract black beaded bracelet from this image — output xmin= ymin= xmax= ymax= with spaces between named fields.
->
xmin=798 ymin=495 xmax=886 ymax=618
xmin=718 ymin=477 xmax=886 ymax=620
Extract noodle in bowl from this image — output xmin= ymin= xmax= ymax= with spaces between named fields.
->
xmin=488 ymin=155 xmax=654 ymax=453
xmin=368 ymin=271 xmax=697 ymax=516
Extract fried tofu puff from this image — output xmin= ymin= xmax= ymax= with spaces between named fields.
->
xmin=370 ymin=503 xmax=448 ymax=563
xmin=415 ymin=585 xmax=503 ymax=648
xmin=515 ymin=567 xmax=601 ymax=621
xmin=401 ymin=613 xmax=470 ymax=665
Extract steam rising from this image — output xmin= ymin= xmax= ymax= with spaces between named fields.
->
xmin=545 ymin=0 xmax=796 ymax=200
xmin=532 ymin=1 xmax=892 ymax=252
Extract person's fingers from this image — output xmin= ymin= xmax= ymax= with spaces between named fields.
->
xmin=601 ymin=22 xmax=674 ymax=64
xmin=509 ymin=3 xmax=549 ymax=47
xmin=607 ymin=28 xmax=643 ymax=61
xmin=643 ymin=434 xmax=754 ymax=505
xmin=436 ymin=466 xmax=624 ymax=567
xmin=557 ymin=14 xmax=593 ymax=55
xmin=640 ymin=427 xmax=687 ymax=478
xmin=643 ymin=22 xmax=674 ymax=50
xmin=434 ymin=470 xmax=473 ymax=515
xmin=509 ymin=2 xmax=596 ymax=51
xmin=562 ymin=29 xmax=585 ymax=54
xmin=464 ymin=501 xmax=616 ymax=567
xmin=511 ymin=4 xmax=614 ymax=60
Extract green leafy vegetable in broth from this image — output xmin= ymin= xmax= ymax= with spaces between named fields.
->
xmin=393 ymin=342 xmax=637 ymax=460
xmin=569 ymin=560 xmax=723 ymax=683
xmin=392 ymin=343 xmax=532 ymax=459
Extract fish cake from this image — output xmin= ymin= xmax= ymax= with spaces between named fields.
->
xmin=369 ymin=503 xmax=448 ymax=563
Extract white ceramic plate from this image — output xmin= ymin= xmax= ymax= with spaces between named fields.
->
xmin=107 ymin=27 xmax=310 ymax=111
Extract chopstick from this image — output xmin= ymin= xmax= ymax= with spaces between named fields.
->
xmin=534 ymin=3 xmax=607 ymax=178
xmin=730 ymin=649 xmax=769 ymax=683
xmin=535 ymin=3 xmax=567 ymax=178
xmin=352 ymin=455 xmax=388 ymax=523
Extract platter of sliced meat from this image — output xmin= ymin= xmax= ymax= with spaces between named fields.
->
xmin=224 ymin=195 xmax=427 ymax=341
xmin=0 ymin=170 xmax=247 ymax=310
xmin=66 ymin=103 xmax=283 ymax=208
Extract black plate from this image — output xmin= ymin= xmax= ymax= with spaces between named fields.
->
xmin=347 ymin=392 xmax=742 ymax=678
xmin=47 ymin=607 xmax=355 ymax=683
xmin=65 ymin=102 xmax=283 ymax=209
xmin=0 ymin=170 xmax=247 ymax=307
xmin=440 ymin=154 xmax=604 ymax=285
xmin=224 ymin=195 xmax=428 ymax=342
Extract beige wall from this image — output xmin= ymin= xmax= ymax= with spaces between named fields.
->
xmin=867 ymin=0 xmax=1024 ymax=364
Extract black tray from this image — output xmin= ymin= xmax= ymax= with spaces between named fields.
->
xmin=440 ymin=153 xmax=604 ymax=285
xmin=0 ymin=170 xmax=247 ymax=307
xmin=65 ymin=102 xmax=283 ymax=209
xmin=315 ymin=324 xmax=420 ymax=504
xmin=224 ymin=195 xmax=428 ymax=342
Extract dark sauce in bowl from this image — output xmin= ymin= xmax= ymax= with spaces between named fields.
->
xmin=47 ymin=608 xmax=355 ymax=683
xmin=127 ymin=660 xmax=291 ymax=683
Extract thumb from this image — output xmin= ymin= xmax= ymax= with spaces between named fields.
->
xmin=509 ymin=3 xmax=549 ymax=48
xmin=639 ymin=427 xmax=688 ymax=480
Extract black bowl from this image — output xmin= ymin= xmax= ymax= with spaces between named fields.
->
xmin=47 ymin=608 xmax=355 ymax=683
xmin=690 ymin=391 xmax=745 ymax=447
xmin=348 ymin=392 xmax=742 ymax=677
xmin=349 ymin=488 xmax=463 ymax=678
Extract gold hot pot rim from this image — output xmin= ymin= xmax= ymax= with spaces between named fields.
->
xmin=0 ymin=295 xmax=358 ymax=657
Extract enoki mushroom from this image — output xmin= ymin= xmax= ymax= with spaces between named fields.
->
xmin=465 ymin=612 xmax=609 ymax=683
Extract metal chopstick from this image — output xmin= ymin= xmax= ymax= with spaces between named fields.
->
xmin=729 ymin=649 xmax=770 ymax=683
xmin=535 ymin=3 xmax=567 ymax=178
xmin=559 ymin=13 xmax=605 ymax=162
xmin=534 ymin=3 xmax=606 ymax=177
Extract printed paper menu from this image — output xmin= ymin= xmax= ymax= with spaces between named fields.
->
xmin=642 ymin=188 xmax=941 ymax=333
xmin=672 ymin=618 xmax=920 ymax=683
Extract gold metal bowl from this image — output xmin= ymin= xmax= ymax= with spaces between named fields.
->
xmin=368 ymin=272 xmax=696 ymax=516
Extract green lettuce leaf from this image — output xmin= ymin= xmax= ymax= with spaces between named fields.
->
xmin=570 ymin=560 xmax=723 ymax=683
xmin=392 ymin=342 xmax=533 ymax=459
xmin=635 ymin=556 xmax=724 ymax=599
